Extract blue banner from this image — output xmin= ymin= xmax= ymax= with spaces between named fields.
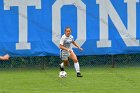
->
xmin=0 ymin=0 xmax=140 ymax=56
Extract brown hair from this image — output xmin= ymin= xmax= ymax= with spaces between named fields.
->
xmin=65 ymin=27 xmax=71 ymax=31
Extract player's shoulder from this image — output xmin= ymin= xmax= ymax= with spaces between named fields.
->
xmin=69 ymin=35 xmax=74 ymax=38
xmin=61 ymin=34 xmax=66 ymax=38
xmin=61 ymin=34 xmax=73 ymax=39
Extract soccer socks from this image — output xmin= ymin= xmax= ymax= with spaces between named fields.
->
xmin=74 ymin=62 xmax=80 ymax=73
xmin=60 ymin=62 xmax=64 ymax=71
xmin=74 ymin=62 xmax=83 ymax=77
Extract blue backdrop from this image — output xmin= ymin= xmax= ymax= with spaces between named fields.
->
xmin=0 ymin=0 xmax=140 ymax=56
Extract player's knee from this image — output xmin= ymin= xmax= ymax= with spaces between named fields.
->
xmin=62 ymin=60 xmax=69 ymax=66
xmin=73 ymin=59 xmax=78 ymax=63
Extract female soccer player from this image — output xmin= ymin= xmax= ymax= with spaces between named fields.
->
xmin=0 ymin=54 xmax=10 ymax=60
xmin=59 ymin=27 xmax=83 ymax=77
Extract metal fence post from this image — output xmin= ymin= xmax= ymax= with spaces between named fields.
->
xmin=112 ymin=55 xmax=115 ymax=68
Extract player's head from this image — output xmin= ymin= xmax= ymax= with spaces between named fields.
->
xmin=65 ymin=27 xmax=71 ymax=37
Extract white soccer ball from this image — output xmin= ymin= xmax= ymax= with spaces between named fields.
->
xmin=59 ymin=71 xmax=67 ymax=78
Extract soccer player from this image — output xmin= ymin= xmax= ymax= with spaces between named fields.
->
xmin=0 ymin=54 xmax=10 ymax=60
xmin=59 ymin=27 xmax=83 ymax=77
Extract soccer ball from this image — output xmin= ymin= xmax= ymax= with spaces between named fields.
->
xmin=59 ymin=71 xmax=67 ymax=78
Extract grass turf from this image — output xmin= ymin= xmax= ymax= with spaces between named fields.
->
xmin=0 ymin=67 xmax=140 ymax=93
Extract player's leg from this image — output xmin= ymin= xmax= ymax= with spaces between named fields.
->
xmin=69 ymin=52 xmax=83 ymax=77
xmin=59 ymin=50 xmax=69 ymax=71
xmin=59 ymin=60 xmax=68 ymax=71
xmin=63 ymin=60 xmax=70 ymax=66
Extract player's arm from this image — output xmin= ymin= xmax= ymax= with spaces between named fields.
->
xmin=59 ymin=44 xmax=68 ymax=51
xmin=60 ymin=37 xmax=72 ymax=53
xmin=72 ymin=41 xmax=83 ymax=51
xmin=0 ymin=56 xmax=4 ymax=60
xmin=59 ymin=44 xmax=72 ymax=53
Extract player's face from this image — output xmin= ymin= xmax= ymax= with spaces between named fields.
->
xmin=65 ymin=28 xmax=71 ymax=37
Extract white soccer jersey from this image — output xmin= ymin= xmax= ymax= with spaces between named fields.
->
xmin=60 ymin=34 xmax=74 ymax=50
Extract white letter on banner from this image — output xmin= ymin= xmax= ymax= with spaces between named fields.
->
xmin=4 ymin=0 xmax=41 ymax=50
xmin=96 ymin=0 xmax=139 ymax=47
xmin=52 ymin=0 xmax=86 ymax=47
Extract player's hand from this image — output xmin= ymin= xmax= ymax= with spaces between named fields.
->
xmin=4 ymin=54 xmax=10 ymax=60
xmin=79 ymin=47 xmax=83 ymax=51
xmin=67 ymin=49 xmax=72 ymax=53
xmin=0 ymin=54 xmax=10 ymax=60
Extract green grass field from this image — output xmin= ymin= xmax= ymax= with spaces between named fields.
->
xmin=0 ymin=67 xmax=140 ymax=93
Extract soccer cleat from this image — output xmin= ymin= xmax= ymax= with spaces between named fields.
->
xmin=77 ymin=72 xmax=83 ymax=77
